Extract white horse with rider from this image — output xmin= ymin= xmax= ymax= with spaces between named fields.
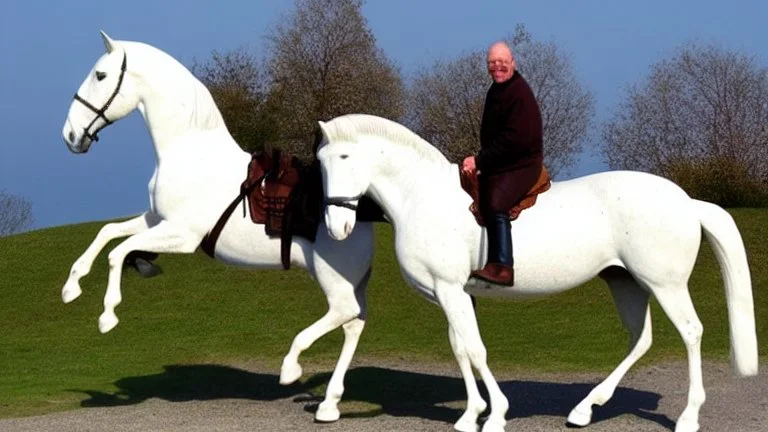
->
xmin=315 ymin=113 xmax=759 ymax=432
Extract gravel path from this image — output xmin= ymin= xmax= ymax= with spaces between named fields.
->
xmin=1 ymin=359 xmax=766 ymax=431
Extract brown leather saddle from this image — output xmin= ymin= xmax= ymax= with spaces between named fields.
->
xmin=243 ymin=150 xmax=304 ymax=235
xmin=459 ymin=166 xmax=551 ymax=225
xmin=200 ymin=149 xmax=323 ymax=269
xmin=201 ymin=149 xmax=386 ymax=269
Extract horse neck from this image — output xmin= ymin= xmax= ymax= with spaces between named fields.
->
xmin=125 ymin=43 xmax=237 ymax=157
xmin=366 ymin=139 xmax=459 ymax=225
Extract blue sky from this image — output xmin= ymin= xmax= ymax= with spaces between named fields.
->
xmin=1 ymin=0 xmax=766 ymax=230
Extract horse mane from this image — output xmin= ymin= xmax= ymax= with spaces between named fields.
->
xmin=325 ymin=114 xmax=449 ymax=165
xmin=119 ymin=41 xmax=226 ymax=132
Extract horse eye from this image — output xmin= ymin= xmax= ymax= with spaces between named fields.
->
xmin=96 ymin=71 xmax=107 ymax=81
xmin=340 ymin=154 xmax=349 ymax=160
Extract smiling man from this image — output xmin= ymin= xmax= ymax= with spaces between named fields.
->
xmin=462 ymin=41 xmax=544 ymax=286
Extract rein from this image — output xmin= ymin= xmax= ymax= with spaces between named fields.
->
xmin=325 ymin=195 xmax=363 ymax=211
xmin=72 ymin=52 xmax=128 ymax=143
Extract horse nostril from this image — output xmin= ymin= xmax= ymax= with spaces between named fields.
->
xmin=68 ymin=131 xmax=75 ymax=142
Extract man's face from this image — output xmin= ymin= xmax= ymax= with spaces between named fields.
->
xmin=487 ymin=46 xmax=515 ymax=83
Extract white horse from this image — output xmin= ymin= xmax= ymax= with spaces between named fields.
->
xmin=315 ymin=114 xmax=759 ymax=432
xmin=61 ymin=32 xmax=374 ymax=422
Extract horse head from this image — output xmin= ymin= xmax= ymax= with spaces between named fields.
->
xmin=62 ymin=31 xmax=138 ymax=153
xmin=316 ymin=120 xmax=373 ymax=241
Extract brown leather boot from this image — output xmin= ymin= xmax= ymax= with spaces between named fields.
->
xmin=471 ymin=212 xmax=515 ymax=286
xmin=470 ymin=263 xmax=514 ymax=286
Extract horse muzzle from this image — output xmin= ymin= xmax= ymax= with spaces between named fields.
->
xmin=62 ymin=123 xmax=92 ymax=154
xmin=325 ymin=206 xmax=356 ymax=241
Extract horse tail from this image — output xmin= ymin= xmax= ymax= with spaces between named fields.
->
xmin=694 ymin=199 xmax=758 ymax=376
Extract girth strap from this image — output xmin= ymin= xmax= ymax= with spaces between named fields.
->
xmin=200 ymin=175 xmax=265 ymax=260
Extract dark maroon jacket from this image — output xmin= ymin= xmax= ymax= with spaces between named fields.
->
xmin=476 ymin=71 xmax=543 ymax=174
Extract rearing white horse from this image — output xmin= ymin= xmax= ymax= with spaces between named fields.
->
xmin=315 ymin=113 xmax=758 ymax=432
xmin=61 ymin=32 xmax=375 ymax=422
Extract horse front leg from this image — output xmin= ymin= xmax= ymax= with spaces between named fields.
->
xmin=62 ymin=212 xmax=158 ymax=303
xmin=450 ymin=326 xmax=487 ymax=432
xmin=99 ymin=220 xmax=200 ymax=333
xmin=434 ymin=282 xmax=508 ymax=432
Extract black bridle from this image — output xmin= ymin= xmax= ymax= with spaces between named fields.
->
xmin=325 ymin=194 xmax=363 ymax=211
xmin=72 ymin=53 xmax=128 ymax=143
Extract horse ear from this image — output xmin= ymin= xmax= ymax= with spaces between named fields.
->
xmin=313 ymin=121 xmax=330 ymax=154
xmin=100 ymin=30 xmax=116 ymax=53
xmin=317 ymin=121 xmax=329 ymax=138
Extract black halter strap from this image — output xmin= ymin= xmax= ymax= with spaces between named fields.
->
xmin=325 ymin=194 xmax=363 ymax=211
xmin=72 ymin=52 xmax=128 ymax=143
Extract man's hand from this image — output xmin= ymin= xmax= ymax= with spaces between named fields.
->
xmin=462 ymin=155 xmax=477 ymax=174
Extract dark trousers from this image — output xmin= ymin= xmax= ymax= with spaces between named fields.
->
xmin=478 ymin=163 xmax=541 ymax=266
xmin=478 ymin=163 xmax=542 ymax=215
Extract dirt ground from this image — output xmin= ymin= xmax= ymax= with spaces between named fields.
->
xmin=1 ymin=359 xmax=766 ymax=432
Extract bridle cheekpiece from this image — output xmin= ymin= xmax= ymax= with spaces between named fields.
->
xmin=72 ymin=52 xmax=128 ymax=143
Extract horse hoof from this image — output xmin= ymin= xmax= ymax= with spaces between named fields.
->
xmin=566 ymin=406 xmax=592 ymax=427
xmin=480 ymin=419 xmax=506 ymax=432
xmin=135 ymin=259 xmax=163 ymax=278
xmin=674 ymin=418 xmax=700 ymax=432
xmin=279 ymin=362 xmax=302 ymax=385
xmin=454 ymin=416 xmax=479 ymax=432
xmin=61 ymin=281 xmax=82 ymax=303
xmin=314 ymin=402 xmax=340 ymax=423
xmin=98 ymin=312 xmax=119 ymax=334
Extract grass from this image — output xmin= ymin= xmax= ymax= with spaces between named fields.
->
xmin=0 ymin=209 xmax=765 ymax=418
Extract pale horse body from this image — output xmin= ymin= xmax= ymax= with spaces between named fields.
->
xmin=316 ymin=114 xmax=758 ymax=432
xmin=61 ymin=33 xmax=372 ymax=421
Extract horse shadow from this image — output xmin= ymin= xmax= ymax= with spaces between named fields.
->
xmin=75 ymin=364 xmax=674 ymax=430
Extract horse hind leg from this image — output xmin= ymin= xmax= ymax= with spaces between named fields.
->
xmin=567 ymin=267 xmax=653 ymax=427
xmin=314 ymin=268 xmax=371 ymax=423
xmin=278 ymin=266 xmax=369 ymax=382
xmin=647 ymin=282 xmax=705 ymax=432
xmin=278 ymin=293 xmax=361 ymax=388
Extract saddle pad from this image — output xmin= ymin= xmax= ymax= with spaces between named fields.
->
xmin=459 ymin=166 xmax=551 ymax=226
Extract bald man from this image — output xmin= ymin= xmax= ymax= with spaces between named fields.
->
xmin=462 ymin=41 xmax=543 ymax=286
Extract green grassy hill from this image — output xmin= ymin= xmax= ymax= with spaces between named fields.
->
xmin=0 ymin=210 xmax=765 ymax=417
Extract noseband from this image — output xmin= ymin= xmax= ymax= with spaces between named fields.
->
xmin=325 ymin=194 xmax=363 ymax=211
xmin=72 ymin=52 xmax=127 ymax=143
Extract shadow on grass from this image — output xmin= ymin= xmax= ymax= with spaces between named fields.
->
xmin=75 ymin=364 xmax=301 ymax=406
xmin=76 ymin=364 xmax=674 ymax=430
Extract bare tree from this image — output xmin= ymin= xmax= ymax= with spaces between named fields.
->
xmin=265 ymin=0 xmax=405 ymax=158
xmin=407 ymin=51 xmax=488 ymax=163
xmin=602 ymin=42 xmax=768 ymax=206
xmin=512 ymin=27 xmax=596 ymax=177
xmin=0 ymin=190 xmax=33 ymax=236
xmin=192 ymin=48 xmax=270 ymax=153
xmin=408 ymin=24 xmax=595 ymax=178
